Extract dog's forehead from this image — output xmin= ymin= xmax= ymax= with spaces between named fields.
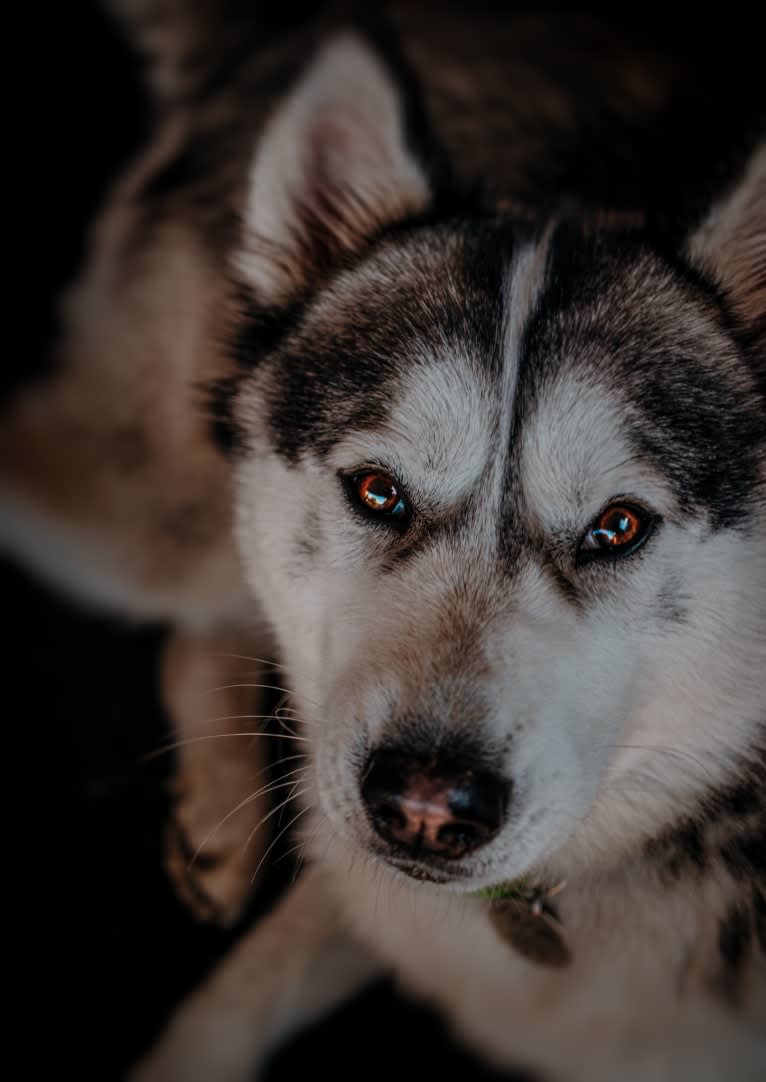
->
xmin=256 ymin=219 xmax=762 ymax=528
xmin=517 ymin=229 xmax=764 ymax=528
xmin=256 ymin=223 xmax=507 ymax=457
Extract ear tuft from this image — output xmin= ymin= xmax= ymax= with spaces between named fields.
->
xmin=237 ymin=33 xmax=432 ymax=305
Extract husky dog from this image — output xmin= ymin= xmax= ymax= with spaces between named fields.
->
xmin=4 ymin=3 xmax=764 ymax=1079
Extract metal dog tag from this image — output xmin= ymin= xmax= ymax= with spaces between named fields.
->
xmin=489 ymin=898 xmax=571 ymax=968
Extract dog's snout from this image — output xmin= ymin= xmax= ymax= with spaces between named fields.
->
xmin=361 ymin=749 xmax=509 ymax=860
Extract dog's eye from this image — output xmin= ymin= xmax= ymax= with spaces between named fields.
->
xmin=578 ymin=502 xmax=654 ymax=563
xmin=345 ymin=469 xmax=410 ymax=526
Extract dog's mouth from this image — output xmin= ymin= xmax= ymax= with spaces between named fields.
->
xmin=369 ymin=845 xmax=476 ymax=886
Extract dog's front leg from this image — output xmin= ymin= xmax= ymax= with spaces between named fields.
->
xmin=131 ymin=865 xmax=381 ymax=1082
xmin=161 ymin=624 xmax=275 ymax=926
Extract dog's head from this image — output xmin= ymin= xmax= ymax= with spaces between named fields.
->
xmin=227 ymin=35 xmax=766 ymax=888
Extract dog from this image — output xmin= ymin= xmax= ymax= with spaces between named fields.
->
xmin=3 ymin=4 xmax=764 ymax=1079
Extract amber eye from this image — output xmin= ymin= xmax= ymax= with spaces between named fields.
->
xmin=346 ymin=469 xmax=410 ymax=525
xmin=578 ymin=502 xmax=653 ymax=562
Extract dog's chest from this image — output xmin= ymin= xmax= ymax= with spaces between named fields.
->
xmin=328 ymin=854 xmax=758 ymax=1080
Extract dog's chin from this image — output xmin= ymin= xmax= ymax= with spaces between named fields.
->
xmin=367 ymin=846 xmax=477 ymax=888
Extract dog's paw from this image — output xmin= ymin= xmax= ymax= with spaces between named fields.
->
xmin=164 ymin=766 xmax=270 ymax=926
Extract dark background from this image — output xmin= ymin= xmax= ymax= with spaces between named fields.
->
xmin=8 ymin=4 xmax=763 ymax=1081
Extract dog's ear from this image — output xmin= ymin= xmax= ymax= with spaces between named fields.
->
xmin=685 ymin=145 xmax=765 ymax=344
xmin=236 ymin=33 xmax=433 ymax=306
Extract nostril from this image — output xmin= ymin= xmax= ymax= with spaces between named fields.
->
xmin=437 ymin=820 xmax=491 ymax=849
xmin=369 ymin=800 xmax=406 ymax=834
xmin=360 ymin=752 xmax=407 ymax=812
xmin=449 ymin=773 xmax=509 ymax=831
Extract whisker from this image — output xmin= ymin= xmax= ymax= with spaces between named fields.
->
xmin=208 ymin=662 xmax=321 ymax=709
xmin=214 ymin=652 xmax=289 ymax=672
xmin=272 ymin=710 xmax=317 ymax=736
xmin=189 ymin=714 xmax=310 ymax=735
xmin=188 ymin=769 xmax=308 ymax=868
xmin=598 ymin=743 xmax=715 ymax=781
xmin=280 ymin=823 xmax=322 ymax=884
xmin=268 ymin=750 xmax=309 ymax=770
xmin=275 ymin=715 xmax=300 ymax=732
xmin=244 ymin=787 xmax=309 ymax=858
xmin=244 ymin=750 xmax=308 ymax=785
xmin=276 ymin=834 xmax=313 ymax=867
xmin=251 ymin=804 xmax=311 ymax=884
xmin=144 ymin=728 xmax=308 ymax=762
xmin=204 ymin=682 xmax=303 ymax=700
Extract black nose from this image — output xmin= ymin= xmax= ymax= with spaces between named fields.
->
xmin=361 ymin=748 xmax=509 ymax=860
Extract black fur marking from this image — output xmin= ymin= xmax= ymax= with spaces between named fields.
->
xmin=704 ymin=767 xmax=763 ymax=820
xmin=645 ymin=819 xmax=706 ymax=882
xmin=716 ymin=904 xmax=752 ymax=1003
xmin=542 ymin=560 xmax=583 ymax=610
xmin=233 ymin=294 xmax=309 ymax=371
xmin=376 ymin=503 xmax=480 ymax=572
xmin=205 ymin=375 xmax=246 ymax=458
xmin=654 ymin=572 xmax=688 ymax=624
xmin=258 ymin=223 xmax=508 ymax=464
xmin=647 ymin=743 xmax=764 ymax=887
xmin=519 ymin=222 xmax=765 ymax=531
xmin=720 ymin=826 xmax=766 ymax=881
xmin=204 ymin=289 xmax=310 ymax=459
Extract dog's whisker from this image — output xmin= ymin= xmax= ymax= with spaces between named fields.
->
xmin=272 ymin=713 xmax=317 ymax=736
xmin=270 ymin=751 xmax=309 ymax=770
xmin=277 ymin=823 xmax=321 ymax=877
xmin=196 ymin=715 xmax=310 ymax=737
xmin=273 ymin=705 xmax=318 ymax=726
xmin=243 ymin=787 xmax=309 ymax=858
xmin=598 ymin=743 xmax=716 ymax=780
xmin=187 ymin=769 xmax=309 ymax=869
xmin=144 ymin=729 xmax=309 ymax=762
xmin=214 ymin=652 xmax=290 ymax=673
xmin=204 ymin=681 xmax=302 ymax=699
xmin=251 ymin=803 xmax=311 ymax=884
xmin=276 ymin=777 xmax=305 ymax=829
xmin=245 ymin=750 xmax=308 ymax=785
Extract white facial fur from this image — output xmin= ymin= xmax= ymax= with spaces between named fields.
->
xmin=231 ymin=36 xmax=765 ymax=893
xmin=233 ymin=237 xmax=766 ymax=891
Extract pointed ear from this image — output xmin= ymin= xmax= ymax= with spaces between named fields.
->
xmin=236 ymin=33 xmax=433 ymax=306
xmin=685 ymin=146 xmax=765 ymax=337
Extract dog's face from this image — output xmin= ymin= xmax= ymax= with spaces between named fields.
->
xmin=230 ymin=36 xmax=766 ymax=888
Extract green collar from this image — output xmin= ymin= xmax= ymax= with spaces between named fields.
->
xmin=473 ymin=876 xmax=535 ymax=903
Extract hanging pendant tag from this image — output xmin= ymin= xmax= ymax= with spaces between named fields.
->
xmin=488 ymin=898 xmax=571 ymax=968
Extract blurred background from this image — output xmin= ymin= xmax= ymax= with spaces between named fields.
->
xmin=8 ymin=4 xmax=763 ymax=1080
